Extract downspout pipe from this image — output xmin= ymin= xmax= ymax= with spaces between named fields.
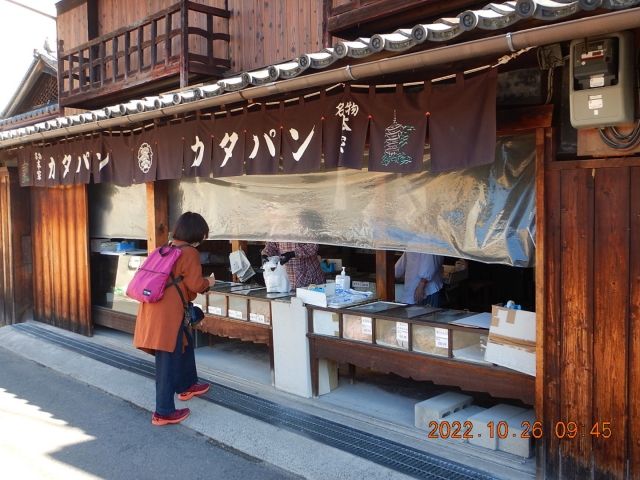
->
xmin=2 ymin=7 xmax=640 ymax=149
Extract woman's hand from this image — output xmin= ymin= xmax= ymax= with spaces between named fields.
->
xmin=414 ymin=281 xmax=426 ymax=304
xmin=207 ymin=275 xmax=216 ymax=287
xmin=279 ymin=251 xmax=295 ymax=265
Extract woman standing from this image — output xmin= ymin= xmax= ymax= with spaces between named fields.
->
xmin=133 ymin=212 xmax=215 ymax=426
xmin=261 ymin=242 xmax=324 ymax=289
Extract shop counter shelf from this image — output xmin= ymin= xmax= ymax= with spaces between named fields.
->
xmin=305 ymin=303 xmax=535 ymax=405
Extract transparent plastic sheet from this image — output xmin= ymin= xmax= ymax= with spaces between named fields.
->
xmin=88 ymin=182 xmax=148 ymax=240
xmin=169 ymin=133 xmax=536 ymax=267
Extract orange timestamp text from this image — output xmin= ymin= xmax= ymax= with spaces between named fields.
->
xmin=424 ymin=421 xmax=612 ymax=439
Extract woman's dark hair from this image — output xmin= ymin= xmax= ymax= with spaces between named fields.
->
xmin=171 ymin=212 xmax=209 ymax=244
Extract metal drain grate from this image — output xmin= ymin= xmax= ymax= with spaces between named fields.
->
xmin=13 ymin=322 xmax=498 ymax=480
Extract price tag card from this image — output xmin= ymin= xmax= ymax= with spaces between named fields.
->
xmin=208 ymin=306 xmax=222 ymax=315
xmin=396 ymin=322 xmax=409 ymax=343
xmin=435 ymin=327 xmax=449 ymax=349
xmin=250 ymin=313 xmax=266 ymax=323
xmin=228 ymin=309 xmax=244 ymax=319
xmin=361 ymin=317 xmax=372 ymax=335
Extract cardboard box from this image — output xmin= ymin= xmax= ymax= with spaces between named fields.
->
xmin=313 ymin=310 xmax=339 ymax=336
xmin=484 ymin=306 xmax=536 ymax=376
xmin=295 ymin=282 xmax=336 ymax=308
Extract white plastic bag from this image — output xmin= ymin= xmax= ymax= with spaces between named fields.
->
xmin=229 ymin=248 xmax=255 ymax=282
xmin=263 ymin=260 xmax=291 ymax=293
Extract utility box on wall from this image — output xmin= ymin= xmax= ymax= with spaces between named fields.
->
xmin=569 ymin=31 xmax=634 ymax=129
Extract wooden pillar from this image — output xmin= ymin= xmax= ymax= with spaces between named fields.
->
xmin=146 ymin=180 xmax=169 ymax=250
xmin=321 ymin=0 xmax=333 ymax=48
xmin=375 ymin=250 xmax=395 ymax=301
xmin=534 ymin=128 xmax=548 ymax=477
xmin=0 ymin=168 xmax=30 ymax=324
xmin=57 ymin=40 xmax=65 ymax=118
xmin=87 ymin=0 xmax=99 ymax=86
xmin=231 ymin=240 xmax=248 ymax=282
xmin=180 ymin=0 xmax=189 ymax=88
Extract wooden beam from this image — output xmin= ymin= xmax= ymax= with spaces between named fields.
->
xmin=187 ymin=62 xmax=230 ymax=76
xmin=150 ymin=20 xmax=158 ymax=68
xmin=496 ymin=104 xmax=553 ymax=133
xmin=375 ymin=250 xmax=395 ymax=301
xmin=59 ymin=64 xmax=182 ymax=108
xmin=559 ymin=167 xmax=595 ymax=477
xmin=146 ymin=180 xmax=169 ymax=251
xmin=56 ymin=0 xmax=87 ymax=16
xmin=592 ymin=167 xmax=629 ymax=478
xmin=327 ymin=0 xmax=478 ymax=35
xmin=309 ymin=334 xmax=536 ymax=404
xmin=137 ymin=26 xmax=144 ymax=74
xmin=197 ymin=314 xmax=271 ymax=345
xmin=547 ymin=157 xmax=640 ymax=170
xmin=534 ymin=128 xmax=549 ymax=472
xmin=124 ymin=32 xmax=131 ymax=79
xmin=187 ymin=26 xmax=230 ymax=42
xmin=628 ymin=166 xmax=640 ymax=479
xmin=86 ymin=0 xmax=98 ymax=40
xmin=92 ymin=306 xmax=135 ymax=334
xmin=180 ymin=0 xmax=189 ymax=89
xmin=322 ymin=0 xmax=333 ymax=49
xmin=186 ymin=1 xmax=230 ymax=18
xmin=165 ymin=12 xmax=172 ymax=69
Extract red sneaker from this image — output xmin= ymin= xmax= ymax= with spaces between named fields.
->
xmin=151 ymin=408 xmax=190 ymax=426
xmin=178 ymin=383 xmax=210 ymax=401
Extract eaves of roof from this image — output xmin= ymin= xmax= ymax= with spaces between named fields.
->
xmin=0 ymin=0 xmax=639 ymax=149
xmin=0 ymin=104 xmax=59 ymax=130
xmin=1 ymin=53 xmax=57 ymax=119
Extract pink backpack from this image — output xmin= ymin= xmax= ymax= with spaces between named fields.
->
xmin=126 ymin=244 xmax=189 ymax=303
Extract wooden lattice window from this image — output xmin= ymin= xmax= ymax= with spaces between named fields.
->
xmin=26 ymin=75 xmax=58 ymax=111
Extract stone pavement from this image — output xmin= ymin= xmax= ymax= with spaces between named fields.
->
xmin=0 ymin=321 xmax=533 ymax=480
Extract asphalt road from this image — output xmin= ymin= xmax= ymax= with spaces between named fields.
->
xmin=0 ymin=346 xmax=301 ymax=480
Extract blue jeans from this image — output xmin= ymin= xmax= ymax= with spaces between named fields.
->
xmin=155 ymin=324 xmax=198 ymax=415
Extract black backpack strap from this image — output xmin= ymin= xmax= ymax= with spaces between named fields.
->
xmin=170 ymin=272 xmax=188 ymax=306
xmin=165 ymin=274 xmax=183 ymax=289
xmin=165 ymin=242 xmax=197 ymax=304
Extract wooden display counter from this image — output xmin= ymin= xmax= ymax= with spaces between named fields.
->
xmin=92 ymin=306 xmax=136 ymax=334
xmin=195 ymin=281 xmax=292 ymax=383
xmin=306 ymin=302 xmax=535 ymax=405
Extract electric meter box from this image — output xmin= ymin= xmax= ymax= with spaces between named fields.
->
xmin=569 ymin=31 xmax=634 ymax=129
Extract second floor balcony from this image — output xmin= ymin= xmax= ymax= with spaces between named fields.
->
xmin=57 ymin=1 xmax=230 ymax=110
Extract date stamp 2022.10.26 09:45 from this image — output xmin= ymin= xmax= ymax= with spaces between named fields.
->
xmin=424 ymin=420 xmax=612 ymax=440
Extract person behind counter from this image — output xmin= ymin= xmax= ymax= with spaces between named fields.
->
xmin=133 ymin=212 xmax=216 ymax=426
xmin=395 ymin=252 xmax=444 ymax=306
xmin=261 ymin=242 xmax=325 ymax=289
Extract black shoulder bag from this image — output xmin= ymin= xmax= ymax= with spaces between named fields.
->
xmin=170 ymin=272 xmax=205 ymax=327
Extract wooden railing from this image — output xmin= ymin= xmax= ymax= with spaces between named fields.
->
xmin=58 ymin=1 xmax=230 ymax=107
